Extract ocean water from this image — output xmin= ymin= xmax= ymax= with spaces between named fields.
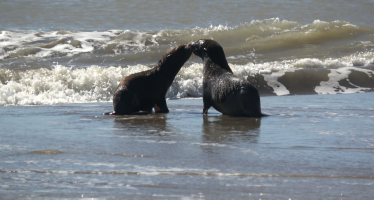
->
xmin=1 ymin=0 xmax=374 ymax=105
xmin=1 ymin=0 xmax=374 ymax=199
xmin=1 ymin=94 xmax=374 ymax=199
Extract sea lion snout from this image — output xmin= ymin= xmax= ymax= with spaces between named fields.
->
xmin=186 ymin=41 xmax=198 ymax=52
xmin=171 ymin=44 xmax=193 ymax=59
xmin=187 ymin=40 xmax=206 ymax=58
xmin=175 ymin=44 xmax=189 ymax=52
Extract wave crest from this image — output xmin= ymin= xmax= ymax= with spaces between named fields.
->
xmin=1 ymin=54 xmax=374 ymax=106
xmin=1 ymin=19 xmax=372 ymax=63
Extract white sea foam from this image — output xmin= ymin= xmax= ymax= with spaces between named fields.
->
xmin=192 ymin=142 xmax=227 ymax=147
xmin=86 ymin=163 xmax=117 ymax=168
xmin=315 ymin=66 xmax=374 ymax=94
xmin=0 ymin=64 xmax=148 ymax=105
xmin=0 ymin=30 xmax=158 ymax=60
xmin=131 ymin=165 xmax=219 ymax=174
xmin=1 ymin=52 xmax=373 ymax=105
xmin=263 ymin=71 xmax=291 ymax=96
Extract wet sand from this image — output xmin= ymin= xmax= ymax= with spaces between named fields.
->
xmin=1 ymin=93 xmax=374 ymax=199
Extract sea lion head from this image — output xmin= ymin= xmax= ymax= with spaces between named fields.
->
xmin=159 ymin=45 xmax=192 ymax=67
xmin=187 ymin=39 xmax=225 ymax=59
xmin=158 ymin=44 xmax=192 ymax=75
xmin=187 ymin=39 xmax=231 ymax=72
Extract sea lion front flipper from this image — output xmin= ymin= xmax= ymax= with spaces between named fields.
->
xmin=203 ymin=98 xmax=212 ymax=115
xmin=113 ymin=88 xmax=135 ymax=115
xmin=155 ymin=98 xmax=169 ymax=113
xmin=154 ymin=104 xmax=161 ymax=112
xmin=203 ymin=106 xmax=210 ymax=115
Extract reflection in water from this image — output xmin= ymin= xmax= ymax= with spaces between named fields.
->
xmin=113 ymin=114 xmax=171 ymax=135
xmin=202 ymin=115 xmax=261 ymax=143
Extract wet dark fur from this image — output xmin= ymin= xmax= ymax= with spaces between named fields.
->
xmin=187 ymin=39 xmax=263 ymax=117
xmin=108 ymin=45 xmax=192 ymax=115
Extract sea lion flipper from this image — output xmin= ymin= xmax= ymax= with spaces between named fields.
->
xmin=203 ymin=106 xmax=210 ymax=115
xmin=202 ymin=91 xmax=213 ymax=115
xmin=203 ymin=100 xmax=212 ymax=115
xmin=154 ymin=98 xmax=169 ymax=113
xmin=154 ymin=104 xmax=161 ymax=112
xmin=113 ymin=88 xmax=135 ymax=115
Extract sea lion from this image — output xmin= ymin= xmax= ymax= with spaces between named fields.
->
xmin=187 ymin=39 xmax=263 ymax=117
xmin=108 ymin=45 xmax=192 ymax=115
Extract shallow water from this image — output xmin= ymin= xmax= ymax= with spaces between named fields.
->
xmin=1 ymin=93 xmax=374 ymax=199
xmin=1 ymin=1 xmax=374 ymax=199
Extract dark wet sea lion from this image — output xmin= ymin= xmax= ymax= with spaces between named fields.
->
xmin=187 ymin=39 xmax=263 ymax=117
xmin=108 ymin=45 xmax=192 ymax=115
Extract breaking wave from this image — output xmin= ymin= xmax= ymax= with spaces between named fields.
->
xmin=1 ymin=18 xmax=374 ymax=106
xmin=1 ymin=19 xmax=373 ymax=64
xmin=1 ymin=56 xmax=373 ymax=106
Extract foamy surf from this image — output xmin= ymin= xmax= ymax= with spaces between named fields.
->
xmin=1 ymin=18 xmax=374 ymax=105
xmin=1 ymin=55 xmax=373 ymax=106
